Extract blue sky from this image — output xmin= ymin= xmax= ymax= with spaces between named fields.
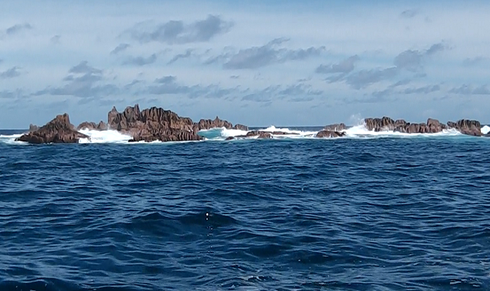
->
xmin=1 ymin=1 xmax=489 ymax=128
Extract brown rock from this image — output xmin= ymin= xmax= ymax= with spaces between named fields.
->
xmin=427 ymin=118 xmax=443 ymax=133
xmin=258 ymin=132 xmax=272 ymax=139
xmin=234 ymin=124 xmax=249 ymax=131
xmin=108 ymin=105 xmax=202 ymax=142
xmin=456 ymin=119 xmax=481 ymax=136
xmin=16 ymin=114 xmax=88 ymax=144
xmin=364 ymin=117 xmax=395 ymax=131
xmin=316 ymin=130 xmax=346 ymax=138
xmin=447 ymin=121 xmax=457 ymax=128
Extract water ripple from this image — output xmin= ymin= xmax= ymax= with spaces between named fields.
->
xmin=1 ymin=137 xmax=490 ymax=290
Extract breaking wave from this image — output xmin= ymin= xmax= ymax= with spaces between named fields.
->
xmin=78 ymin=129 xmax=132 ymax=144
xmin=481 ymin=125 xmax=490 ymax=135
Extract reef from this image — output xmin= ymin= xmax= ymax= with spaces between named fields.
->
xmin=16 ymin=106 xmax=488 ymax=144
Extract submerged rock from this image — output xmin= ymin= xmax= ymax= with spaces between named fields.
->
xmin=16 ymin=114 xmax=88 ymax=144
xmin=258 ymin=132 xmax=272 ymax=139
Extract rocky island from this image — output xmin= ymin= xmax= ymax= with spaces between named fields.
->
xmin=15 ymin=104 xmax=488 ymax=144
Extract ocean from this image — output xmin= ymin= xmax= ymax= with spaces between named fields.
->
xmin=1 ymin=125 xmax=490 ymax=290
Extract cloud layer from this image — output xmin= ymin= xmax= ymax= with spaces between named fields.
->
xmin=1 ymin=1 xmax=490 ymax=128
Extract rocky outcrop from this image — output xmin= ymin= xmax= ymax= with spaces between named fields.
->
xmin=447 ymin=119 xmax=482 ymax=136
xmin=108 ymin=105 xmax=201 ymax=142
xmin=364 ymin=116 xmax=482 ymax=136
xmin=107 ymin=104 xmax=248 ymax=142
xmin=16 ymin=114 xmax=88 ymax=144
xmin=77 ymin=121 xmax=107 ymax=131
xmin=316 ymin=130 xmax=346 ymax=138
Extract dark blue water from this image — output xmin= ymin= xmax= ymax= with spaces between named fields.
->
xmin=1 ymin=133 xmax=490 ymax=290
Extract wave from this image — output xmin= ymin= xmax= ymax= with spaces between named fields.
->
xmin=0 ymin=123 xmax=485 ymax=145
xmin=481 ymin=125 xmax=490 ymax=135
xmin=342 ymin=124 xmax=463 ymax=138
xmin=78 ymin=129 xmax=132 ymax=144
xmin=0 ymin=133 xmax=26 ymax=145
xmin=198 ymin=124 xmax=464 ymax=141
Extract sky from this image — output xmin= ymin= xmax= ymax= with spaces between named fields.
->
xmin=1 ymin=0 xmax=490 ymax=128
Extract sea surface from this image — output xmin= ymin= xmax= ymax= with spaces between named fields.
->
xmin=1 ymin=125 xmax=490 ymax=290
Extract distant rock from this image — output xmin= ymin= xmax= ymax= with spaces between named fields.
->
xmin=234 ymin=124 xmax=249 ymax=131
xmin=316 ymin=130 xmax=346 ymax=138
xmin=365 ymin=117 xmax=396 ymax=131
xmin=447 ymin=119 xmax=482 ymax=136
xmin=362 ymin=116 xmax=486 ymax=135
xmin=77 ymin=121 xmax=107 ymax=131
xmin=427 ymin=118 xmax=445 ymax=133
xmin=29 ymin=124 xmax=39 ymax=132
xmin=108 ymin=105 xmax=201 ymax=142
xmin=193 ymin=116 xmax=249 ymax=132
xmin=258 ymin=132 xmax=272 ymax=139
xmin=16 ymin=114 xmax=88 ymax=144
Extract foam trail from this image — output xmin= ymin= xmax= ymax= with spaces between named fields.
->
xmin=344 ymin=124 xmax=462 ymax=138
xmin=78 ymin=129 xmax=132 ymax=144
xmin=481 ymin=125 xmax=490 ymax=135
xmin=258 ymin=125 xmax=318 ymax=138
xmin=0 ymin=134 xmax=25 ymax=145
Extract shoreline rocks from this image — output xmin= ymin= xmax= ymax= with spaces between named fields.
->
xmin=14 ymin=107 xmax=489 ymax=144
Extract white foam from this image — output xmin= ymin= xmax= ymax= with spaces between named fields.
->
xmin=343 ymin=123 xmax=462 ymax=139
xmin=0 ymin=133 xmax=26 ymax=145
xmin=220 ymin=128 xmax=249 ymax=138
xmin=78 ymin=129 xmax=132 ymax=144
xmin=481 ymin=125 xmax=490 ymax=135
xmin=257 ymin=125 xmax=318 ymax=138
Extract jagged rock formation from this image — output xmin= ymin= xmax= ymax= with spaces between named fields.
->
xmin=107 ymin=104 xmax=249 ymax=142
xmin=447 ymin=119 xmax=482 ymax=136
xmin=108 ymin=105 xmax=201 ymax=142
xmin=363 ymin=117 xmax=481 ymax=136
xmin=77 ymin=121 xmax=107 ymax=131
xmin=16 ymin=114 xmax=88 ymax=144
